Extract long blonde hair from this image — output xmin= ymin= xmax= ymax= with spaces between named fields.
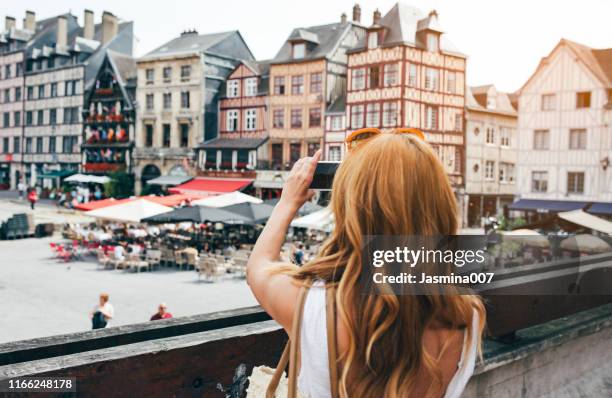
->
xmin=281 ymin=133 xmax=485 ymax=397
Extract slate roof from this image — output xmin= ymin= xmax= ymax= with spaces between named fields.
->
xmin=272 ymin=21 xmax=356 ymax=64
xmin=467 ymin=85 xmax=517 ymax=116
xmin=199 ymin=137 xmax=268 ymax=149
xmin=350 ymin=3 xmax=463 ymax=56
xmin=141 ymin=30 xmax=253 ymax=60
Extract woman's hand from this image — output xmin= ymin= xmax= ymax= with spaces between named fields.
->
xmin=279 ymin=149 xmax=322 ymax=211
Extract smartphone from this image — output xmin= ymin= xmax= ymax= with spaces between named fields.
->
xmin=310 ymin=161 xmax=340 ymax=190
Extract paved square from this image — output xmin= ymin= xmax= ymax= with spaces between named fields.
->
xmin=0 ymin=236 xmax=257 ymax=343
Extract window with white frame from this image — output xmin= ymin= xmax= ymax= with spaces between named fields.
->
xmin=328 ymin=145 xmax=342 ymax=161
xmin=351 ymin=105 xmax=364 ymax=128
xmin=569 ymin=129 xmax=587 ymax=150
xmin=245 ymin=78 xmax=258 ymax=96
xmin=180 ymin=65 xmax=191 ymax=81
xmin=486 ymin=96 xmax=496 ymax=109
xmin=226 ymin=110 xmax=238 ymax=131
xmin=180 ymin=91 xmax=190 ymax=109
xmin=331 ymin=115 xmax=343 ymax=131
xmin=367 ymin=32 xmax=378 ymax=49
xmin=454 ymin=114 xmax=462 ymax=131
xmin=447 ymin=71 xmax=456 ymax=94
xmin=146 ymin=94 xmax=154 ymax=110
xmin=484 ymin=160 xmax=495 ymax=180
xmin=227 ymin=80 xmax=239 ymax=98
xmin=500 ymin=127 xmax=511 ymax=147
xmin=366 ymin=103 xmax=380 ymax=127
xmin=146 ymin=68 xmax=154 ymax=84
xmin=533 ymin=129 xmax=550 ymax=150
xmin=293 ymin=43 xmax=305 ymax=59
xmin=245 ymin=109 xmax=257 ymax=131
xmin=424 ymin=105 xmax=438 ymax=130
xmin=383 ymin=102 xmax=399 ymax=127
xmin=499 ymin=162 xmax=515 ymax=183
xmin=486 ymin=127 xmax=495 ymax=144
xmin=163 ymin=93 xmax=171 ymax=109
xmin=424 ymin=68 xmax=438 ymax=91
xmin=351 ymin=68 xmax=366 ymax=90
xmin=532 ymin=171 xmax=548 ymax=192
xmin=567 ymin=172 xmax=585 ymax=194
xmin=427 ymin=33 xmax=439 ymax=52
xmin=541 ymin=94 xmax=556 ymax=111
xmin=408 ymin=64 xmax=417 ymax=87
xmin=383 ymin=63 xmax=399 ymax=87
xmin=163 ymin=67 xmax=172 ymax=82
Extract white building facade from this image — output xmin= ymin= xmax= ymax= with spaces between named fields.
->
xmin=514 ymin=39 xmax=612 ymax=217
xmin=464 ymin=85 xmax=517 ymax=227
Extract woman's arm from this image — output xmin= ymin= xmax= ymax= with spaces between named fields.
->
xmin=247 ymin=150 xmax=321 ymax=333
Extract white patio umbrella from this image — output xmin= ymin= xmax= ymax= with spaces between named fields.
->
xmin=291 ymin=208 xmax=334 ymax=232
xmin=192 ymin=191 xmax=262 ymax=208
xmin=85 ymin=199 xmax=173 ymax=223
xmin=64 ymin=173 xmax=111 ymax=184
xmin=560 ymin=234 xmax=611 ymax=253
xmin=500 ymin=229 xmax=550 ymax=248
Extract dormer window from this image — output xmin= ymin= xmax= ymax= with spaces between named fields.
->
xmin=245 ymin=77 xmax=257 ymax=96
xmin=368 ymin=32 xmax=378 ymax=49
xmin=293 ymin=43 xmax=306 ymax=59
xmin=426 ymin=33 xmax=439 ymax=52
xmin=227 ymin=80 xmax=239 ymax=98
xmin=486 ymin=97 xmax=497 ymax=110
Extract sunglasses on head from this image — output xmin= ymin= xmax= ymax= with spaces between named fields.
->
xmin=344 ymin=128 xmax=426 ymax=151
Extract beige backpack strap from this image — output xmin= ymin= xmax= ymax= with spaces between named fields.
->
xmin=265 ymin=343 xmax=290 ymax=398
xmin=326 ymin=286 xmax=340 ymax=398
xmin=266 ymin=281 xmax=312 ymax=398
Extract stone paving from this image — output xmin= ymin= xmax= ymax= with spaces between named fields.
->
xmin=0 ymin=235 xmax=257 ymax=343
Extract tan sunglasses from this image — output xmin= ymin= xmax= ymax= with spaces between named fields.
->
xmin=345 ymin=128 xmax=426 ymax=151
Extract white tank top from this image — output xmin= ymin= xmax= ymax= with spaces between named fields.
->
xmin=298 ymin=281 xmax=480 ymax=398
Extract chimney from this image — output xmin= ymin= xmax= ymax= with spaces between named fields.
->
xmin=83 ymin=9 xmax=94 ymax=40
xmin=5 ymin=16 xmax=16 ymax=31
xmin=101 ymin=11 xmax=118 ymax=45
xmin=24 ymin=10 xmax=35 ymax=31
xmin=373 ymin=9 xmax=381 ymax=25
xmin=56 ymin=15 xmax=67 ymax=48
xmin=180 ymin=29 xmax=198 ymax=37
xmin=352 ymin=4 xmax=361 ymax=23
xmin=340 ymin=13 xmax=347 ymax=24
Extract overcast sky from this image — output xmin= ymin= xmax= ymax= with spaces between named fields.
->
xmin=2 ymin=0 xmax=611 ymax=92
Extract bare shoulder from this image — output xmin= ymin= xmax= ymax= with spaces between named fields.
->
xmin=248 ymin=267 xmax=302 ymax=335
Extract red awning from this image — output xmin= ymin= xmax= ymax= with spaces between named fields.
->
xmin=168 ymin=178 xmax=253 ymax=196
xmin=74 ymin=197 xmax=135 ymax=211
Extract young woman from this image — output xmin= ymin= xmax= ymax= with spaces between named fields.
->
xmin=247 ymin=132 xmax=485 ymax=397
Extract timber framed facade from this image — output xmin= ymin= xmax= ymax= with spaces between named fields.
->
xmin=345 ymin=4 xmax=466 ymax=187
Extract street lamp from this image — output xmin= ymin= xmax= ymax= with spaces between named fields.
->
xmin=601 ymin=156 xmax=610 ymax=171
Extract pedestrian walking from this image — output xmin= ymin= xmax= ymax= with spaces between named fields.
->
xmin=90 ymin=293 xmax=114 ymax=329
xmin=17 ymin=180 xmax=25 ymax=200
xmin=27 ymin=188 xmax=38 ymax=210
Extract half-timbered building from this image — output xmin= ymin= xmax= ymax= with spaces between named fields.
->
xmin=82 ymin=50 xmax=136 ymax=177
xmin=512 ymin=39 xmax=612 ymax=218
xmin=253 ymin=6 xmax=366 ymax=197
xmin=198 ymin=60 xmax=269 ymax=173
xmin=345 ymin=4 xmax=466 ymax=189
